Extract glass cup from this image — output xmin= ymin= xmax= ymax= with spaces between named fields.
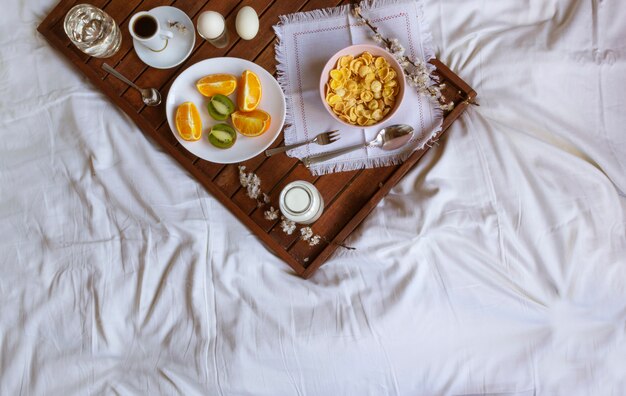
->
xmin=205 ymin=28 xmax=230 ymax=49
xmin=64 ymin=4 xmax=122 ymax=58
xmin=197 ymin=11 xmax=230 ymax=49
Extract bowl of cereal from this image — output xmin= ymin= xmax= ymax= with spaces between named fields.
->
xmin=320 ymin=44 xmax=405 ymax=128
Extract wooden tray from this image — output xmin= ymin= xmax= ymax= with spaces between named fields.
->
xmin=37 ymin=0 xmax=476 ymax=278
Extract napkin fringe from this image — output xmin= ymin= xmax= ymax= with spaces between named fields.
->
xmin=308 ymin=152 xmax=410 ymax=176
xmin=277 ymin=3 xmax=351 ymax=25
xmin=274 ymin=4 xmax=353 ymax=142
xmin=273 ymin=24 xmax=293 ymax=137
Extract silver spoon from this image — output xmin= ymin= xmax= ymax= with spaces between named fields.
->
xmin=101 ymin=63 xmax=162 ymax=106
xmin=302 ymin=124 xmax=414 ymax=168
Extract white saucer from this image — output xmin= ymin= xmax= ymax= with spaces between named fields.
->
xmin=132 ymin=6 xmax=195 ymax=69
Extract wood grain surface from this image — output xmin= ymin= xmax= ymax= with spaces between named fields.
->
xmin=37 ymin=0 xmax=476 ymax=278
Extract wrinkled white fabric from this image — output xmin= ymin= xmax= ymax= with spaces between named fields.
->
xmin=1 ymin=0 xmax=625 ymax=395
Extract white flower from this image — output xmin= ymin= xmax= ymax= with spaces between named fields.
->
xmin=411 ymin=57 xmax=425 ymax=67
xmin=264 ymin=207 xmax=279 ymax=221
xmin=372 ymin=33 xmax=383 ymax=43
xmin=238 ymin=166 xmax=247 ymax=184
xmin=389 ymin=41 xmax=405 ymax=57
xmin=300 ymin=227 xmax=314 ymax=241
xmin=238 ymin=166 xmax=261 ymax=200
xmin=167 ymin=20 xmax=188 ymax=34
xmin=308 ymin=235 xmax=321 ymax=246
xmin=441 ymin=102 xmax=455 ymax=111
xmin=280 ymin=217 xmax=296 ymax=235
xmin=300 ymin=227 xmax=321 ymax=246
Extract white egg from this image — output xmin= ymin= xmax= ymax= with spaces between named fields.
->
xmin=197 ymin=11 xmax=225 ymax=40
xmin=235 ymin=6 xmax=259 ymax=41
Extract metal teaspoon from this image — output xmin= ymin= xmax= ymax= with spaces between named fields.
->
xmin=102 ymin=63 xmax=162 ymax=106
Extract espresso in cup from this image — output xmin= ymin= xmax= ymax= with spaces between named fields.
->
xmin=132 ymin=15 xmax=158 ymax=39
xmin=129 ymin=11 xmax=173 ymax=52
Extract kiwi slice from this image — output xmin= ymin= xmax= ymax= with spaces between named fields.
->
xmin=207 ymin=94 xmax=235 ymax=121
xmin=208 ymin=123 xmax=236 ymax=149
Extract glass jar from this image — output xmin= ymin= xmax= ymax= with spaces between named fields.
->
xmin=279 ymin=181 xmax=324 ymax=224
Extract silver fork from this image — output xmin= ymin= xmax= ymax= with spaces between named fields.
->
xmin=265 ymin=130 xmax=340 ymax=157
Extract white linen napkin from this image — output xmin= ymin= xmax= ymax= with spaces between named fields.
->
xmin=274 ymin=0 xmax=443 ymax=175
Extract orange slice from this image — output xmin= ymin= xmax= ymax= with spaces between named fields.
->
xmin=231 ymin=110 xmax=271 ymax=137
xmin=196 ymin=74 xmax=237 ymax=97
xmin=237 ymin=70 xmax=262 ymax=112
xmin=175 ymin=102 xmax=202 ymax=141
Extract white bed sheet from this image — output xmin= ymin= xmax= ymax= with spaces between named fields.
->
xmin=1 ymin=0 xmax=625 ymax=394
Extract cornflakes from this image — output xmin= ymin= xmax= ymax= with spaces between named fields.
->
xmin=325 ymin=52 xmax=400 ymax=127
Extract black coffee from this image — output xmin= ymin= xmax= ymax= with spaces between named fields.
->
xmin=133 ymin=15 xmax=157 ymax=38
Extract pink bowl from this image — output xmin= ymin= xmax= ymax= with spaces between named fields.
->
xmin=319 ymin=44 xmax=405 ymax=128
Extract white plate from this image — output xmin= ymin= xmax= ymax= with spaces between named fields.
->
xmin=133 ymin=6 xmax=195 ymax=70
xmin=166 ymin=58 xmax=286 ymax=163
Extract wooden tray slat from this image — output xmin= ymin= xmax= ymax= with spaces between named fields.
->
xmin=37 ymin=0 xmax=476 ymax=278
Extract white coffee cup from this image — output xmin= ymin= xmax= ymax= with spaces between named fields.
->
xmin=129 ymin=11 xmax=173 ymax=52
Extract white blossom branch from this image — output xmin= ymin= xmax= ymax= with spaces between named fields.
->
xmin=352 ymin=6 xmax=457 ymax=111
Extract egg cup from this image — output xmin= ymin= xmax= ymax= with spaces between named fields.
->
xmin=197 ymin=11 xmax=230 ymax=49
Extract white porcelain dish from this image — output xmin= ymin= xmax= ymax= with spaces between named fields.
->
xmin=166 ymin=57 xmax=286 ymax=163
